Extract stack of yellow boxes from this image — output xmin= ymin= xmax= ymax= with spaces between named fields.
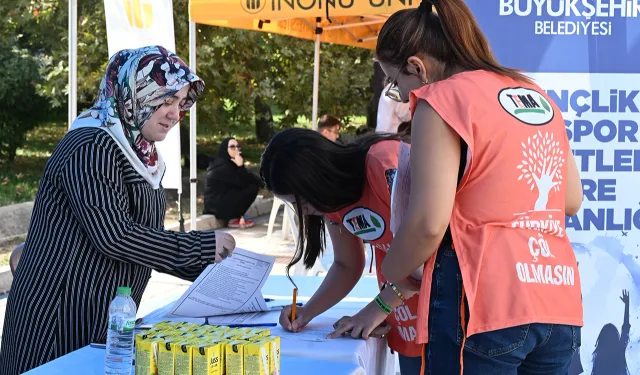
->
xmin=135 ymin=321 xmax=281 ymax=375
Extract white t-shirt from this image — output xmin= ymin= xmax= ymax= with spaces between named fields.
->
xmin=375 ymin=83 xmax=412 ymax=133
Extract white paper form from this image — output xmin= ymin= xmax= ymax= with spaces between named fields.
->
xmin=270 ymin=317 xmax=338 ymax=342
xmin=390 ymin=141 xmax=411 ymax=236
xmin=389 ymin=142 xmax=424 ymax=280
xmin=167 ymin=248 xmax=275 ymax=318
xmin=139 ymin=305 xmax=281 ymax=328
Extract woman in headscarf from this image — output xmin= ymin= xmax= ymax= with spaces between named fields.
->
xmin=203 ymin=137 xmax=263 ymax=228
xmin=0 ymin=46 xmax=236 ymax=374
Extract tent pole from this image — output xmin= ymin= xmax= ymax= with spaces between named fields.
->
xmin=189 ymin=20 xmax=198 ymax=230
xmin=311 ymin=18 xmax=321 ymax=130
xmin=68 ymin=0 xmax=77 ymax=129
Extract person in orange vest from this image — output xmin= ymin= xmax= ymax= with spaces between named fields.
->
xmin=260 ymin=128 xmax=425 ymax=373
xmin=363 ymin=0 xmax=584 ymax=374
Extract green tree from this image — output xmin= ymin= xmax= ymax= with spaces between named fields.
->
xmin=2 ymin=0 xmax=375 ymax=141
xmin=0 ymin=43 xmax=49 ymax=163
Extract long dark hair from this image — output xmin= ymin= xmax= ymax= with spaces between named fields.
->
xmin=260 ymin=128 xmax=400 ymax=276
xmin=376 ymin=0 xmax=531 ymax=83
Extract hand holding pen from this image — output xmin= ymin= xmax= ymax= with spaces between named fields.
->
xmin=279 ymin=303 xmax=312 ymax=333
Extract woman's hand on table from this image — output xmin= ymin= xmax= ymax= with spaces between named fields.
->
xmin=279 ymin=304 xmax=312 ymax=332
xmin=327 ymin=302 xmax=390 ymax=340
xmin=214 ymin=231 xmax=236 ymax=263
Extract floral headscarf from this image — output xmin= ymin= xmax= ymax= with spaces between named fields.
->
xmin=71 ymin=45 xmax=204 ymax=189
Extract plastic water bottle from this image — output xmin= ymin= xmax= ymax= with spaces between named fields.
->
xmin=105 ymin=286 xmax=137 ymax=375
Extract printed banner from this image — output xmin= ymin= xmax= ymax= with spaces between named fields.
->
xmin=465 ymin=1 xmax=640 ymax=374
xmin=104 ymin=0 xmax=182 ymax=190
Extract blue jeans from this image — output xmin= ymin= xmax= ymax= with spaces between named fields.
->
xmin=398 ymin=354 xmax=423 ymax=375
xmin=423 ymin=246 xmax=581 ymax=375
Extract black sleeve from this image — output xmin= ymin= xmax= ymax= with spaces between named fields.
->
xmin=212 ymin=163 xmax=263 ymax=188
xmin=60 ymin=140 xmax=216 ymax=280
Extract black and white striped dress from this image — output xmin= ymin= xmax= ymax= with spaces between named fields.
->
xmin=0 ymin=128 xmax=217 ymax=374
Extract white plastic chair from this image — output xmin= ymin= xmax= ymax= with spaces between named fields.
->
xmin=292 ymin=223 xmax=334 ymax=276
xmin=266 ymin=197 xmax=297 ymax=243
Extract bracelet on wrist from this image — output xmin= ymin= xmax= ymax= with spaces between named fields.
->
xmin=374 ymin=295 xmax=393 ymax=315
xmin=386 ymin=282 xmax=406 ymax=301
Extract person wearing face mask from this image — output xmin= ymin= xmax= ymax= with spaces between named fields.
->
xmin=203 ymin=137 xmax=264 ymax=229
xmin=0 ymin=46 xmax=237 ymax=375
xmin=374 ymin=1 xmax=584 ymax=374
xmin=260 ymin=128 xmax=426 ymax=374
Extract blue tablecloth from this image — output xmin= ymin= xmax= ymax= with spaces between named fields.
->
xmin=23 ymin=346 xmax=364 ymax=375
xmin=23 ymin=275 xmax=391 ymax=375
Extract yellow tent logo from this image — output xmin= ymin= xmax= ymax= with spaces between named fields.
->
xmin=124 ymin=0 xmax=153 ymax=29
xmin=241 ymin=0 xmax=266 ymax=14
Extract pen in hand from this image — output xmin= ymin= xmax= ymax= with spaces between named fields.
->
xmin=291 ymin=288 xmax=298 ymax=322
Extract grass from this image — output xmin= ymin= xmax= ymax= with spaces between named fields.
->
xmin=0 ymin=122 xmax=68 ymax=206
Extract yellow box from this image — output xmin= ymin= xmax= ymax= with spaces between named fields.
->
xmin=225 ymin=340 xmax=248 ymax=375
xmin=135 ymin=336 xmax=158 ymax=375
xmin=158 ymin=340 xmax=176 ymax=375
xmin=190 ymin=328 xmax=209 ymax=336
xmin=136 ymin=332 xmax=153 ymax=342
xmin=174 ymin=341 xmax=195 ymax=375
xmin=205 ymin=331 xmax=225 ymax=340
xmin=192 ymin=341 xmax=223 ymax=375
xmin=211 ymin=325 xmax=230 ymax=332
xmin=214 ymin=339 xmax=228 ymax=373
xmin=250 ymin=328 xmax=271 ymax=337
xmin=238 ymin=333 xmax=263 ymax=342
xmin=263 ymin=336 xmax=281 ymax=375
xmin=243 ymin=339 xmax=270 ymax=375
xmin=224 ymin=328 xmax=250 ymax=340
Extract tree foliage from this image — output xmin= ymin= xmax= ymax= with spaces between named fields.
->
xmin=0 ymin=43 xmax=49 ymax=162
xmin=1 ymin=0 xmax=375 ymax=142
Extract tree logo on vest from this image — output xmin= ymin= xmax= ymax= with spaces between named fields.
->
xmin=498 ymin=87 xmax=554 ymax=126
xmin=342 ymin=207 xmax=386 ymax=241
xmin=512 ymin=131 xmax=576 ymax=287
xmin=516 ymin=130 xmax=565 ymax=212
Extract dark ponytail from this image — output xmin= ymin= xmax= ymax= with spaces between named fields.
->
xmin=376 ymin=0 xmax=531 ymax=83
xmin=260 ymin=128 xmax=401 ymax=278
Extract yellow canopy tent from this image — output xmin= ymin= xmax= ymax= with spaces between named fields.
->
xmin=184 ymin=0 xmax=415 ymax=228
xmin=188 ymin=0 xmax=416 ymax=127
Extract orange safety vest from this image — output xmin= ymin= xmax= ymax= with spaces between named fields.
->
xmin=409 ymin=70 xmax=584 ymax=344
xmin=326 ymin=140 xmax=422 ymax=357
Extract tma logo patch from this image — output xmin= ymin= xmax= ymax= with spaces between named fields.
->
xmin=498 ymin=87 xmax=554 ymax=126
xmin=342 ymin=207 xmax=386 ymax=241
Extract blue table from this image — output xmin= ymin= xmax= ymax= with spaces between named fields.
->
xmin=24 ymin=275 xmax=391 ymax=375
xmin=23 ymin=346 xmax=364 ymax=375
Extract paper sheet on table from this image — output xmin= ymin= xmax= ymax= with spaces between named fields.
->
xmin=271 ymin=317 xmax=338 ymax=342
xmin=167 ymin=248 xmax=275 ymax=318
xmin=390 ymin=141 xmax=411 ymax=236
xmin=140 ymin=304 xmax=282 ymax=328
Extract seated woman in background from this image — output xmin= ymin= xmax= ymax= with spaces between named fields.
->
xmin=204 ymin=137 xmax=263 ymax=228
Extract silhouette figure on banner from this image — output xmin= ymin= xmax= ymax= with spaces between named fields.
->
xmin=588 ymin=289 xmax=631 ymax=375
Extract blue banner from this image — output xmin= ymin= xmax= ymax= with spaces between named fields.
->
xmin=465 ymin=1 xmax=640 ymax=374
xmin=469 ymin=0 xmax=640 ymax=73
